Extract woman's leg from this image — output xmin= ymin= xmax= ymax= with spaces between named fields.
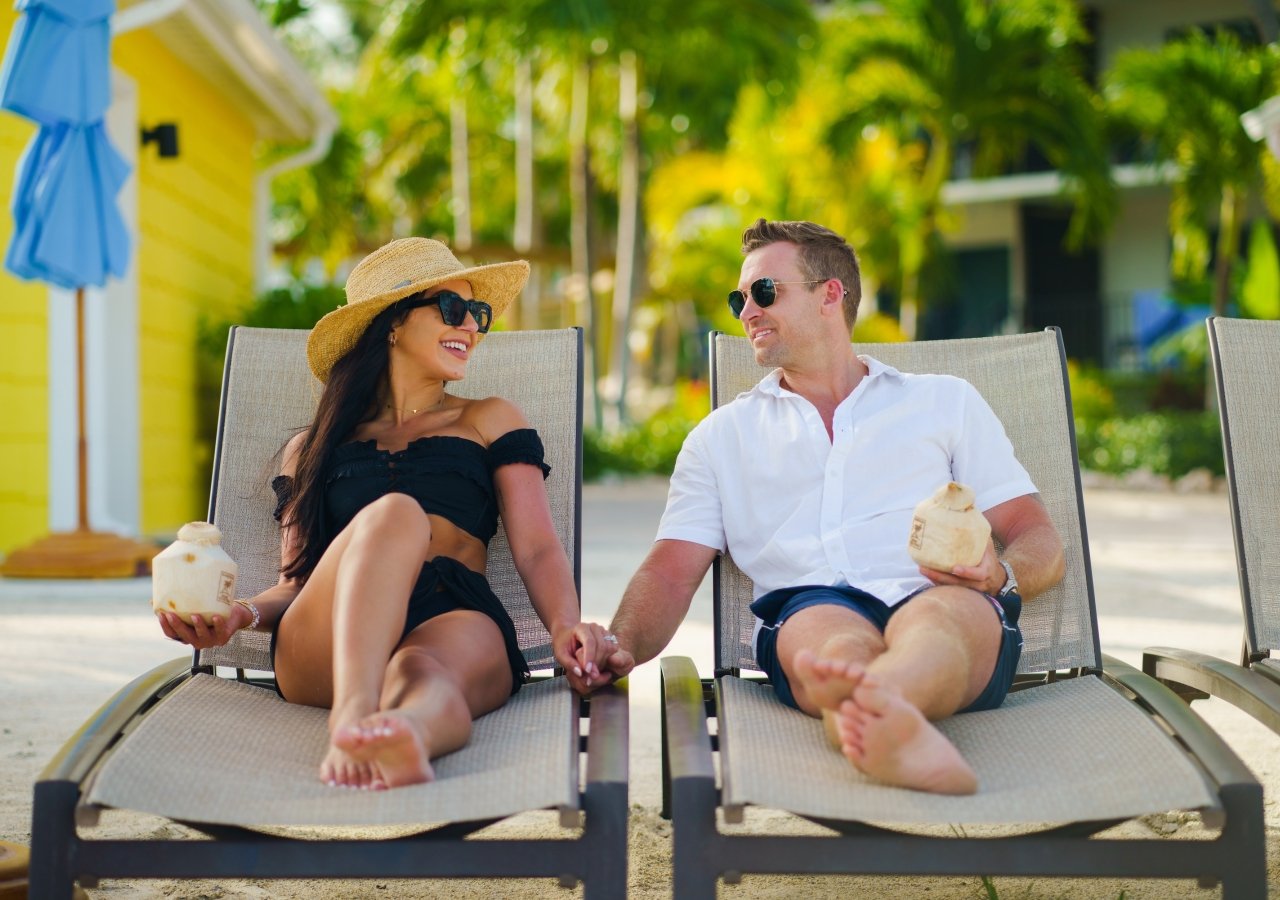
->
xmin=271 ymin=493 xmax=433 ymax=785
xmin=331 ymin=609 xmax=514 ymax=789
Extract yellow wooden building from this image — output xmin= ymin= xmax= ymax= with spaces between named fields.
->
xmin=0 ymin=0 xmax=334 ymax=560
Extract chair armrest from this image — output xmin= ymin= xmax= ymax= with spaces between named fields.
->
xmin=1144 ymin=646 xmax=1280 ymax=736
xmin=584 ymin=680 xmax=629 ymax=786
xmin=1101 ymin=654 xmax=1257 ymax=792
xmin=38 ymin=656 xmax=194 ymax=785
xmin=661 ymin=656 xmax=714 ymax=781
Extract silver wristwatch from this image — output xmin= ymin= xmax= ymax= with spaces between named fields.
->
xmin=997 ymin=559 xmax=1018 ymax=597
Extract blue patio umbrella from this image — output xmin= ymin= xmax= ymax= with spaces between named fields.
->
xmin=0 ymin=0 xmax=148 ymax=577
xmin=2 ymin=0 xmax=129 ymax=288
xmin=7 ymin=119 xmax=130 ymax=288
xmin=0 ymin=0 xmax=114 ymax=126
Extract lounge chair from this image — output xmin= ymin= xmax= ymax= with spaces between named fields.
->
xmin=660 ymin=328 xmax=1264 ymax=898
xmin=29 ymin=326 xmax=629 ymax=898
xmin=1144 ymin=316 xmax=1280 ymax=731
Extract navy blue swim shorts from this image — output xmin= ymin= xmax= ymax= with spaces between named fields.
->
xmin=751 ymin=583 xmax=1023 ymax=713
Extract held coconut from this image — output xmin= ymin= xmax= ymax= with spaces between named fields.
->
xmin=907 ymin=482 xmax=991 ymax=572
xmin=151 ymin=522 xmax=238 ymax=624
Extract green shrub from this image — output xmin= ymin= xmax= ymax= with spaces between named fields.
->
xmin=1075 ymin=410 xmax=1223 ymax=478
xmin=852 ymin=312 xmax=909 ymax=343
xmin=584 ymin=381 xmax=707 ymax=480
xmin=1067 ymin=361 xmax=1118 ymax=421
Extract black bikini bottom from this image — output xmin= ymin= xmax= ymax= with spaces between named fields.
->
xmin=270 ymin=555 xmax=530 ymax=701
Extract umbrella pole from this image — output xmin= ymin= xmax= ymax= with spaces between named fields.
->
xmin=76 ymin=286 xmax=89 ymax=531
xmin=0 ymin=290 xmax=155 ymax=578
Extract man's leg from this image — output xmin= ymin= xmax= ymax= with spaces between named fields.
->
xmin=869 ymin=585 xmax=1004 ymax=716
xmin=834 ymin=585 xmax=1005 ymax=794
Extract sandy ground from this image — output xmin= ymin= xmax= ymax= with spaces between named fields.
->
xmin=2 ymin=480 xmax=1279 ymax=898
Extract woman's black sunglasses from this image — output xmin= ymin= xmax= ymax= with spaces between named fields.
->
xmin=402 ymin=289 xmax=493 ymax=332
xmin=727 ymin=277 xmax=828 ymax=318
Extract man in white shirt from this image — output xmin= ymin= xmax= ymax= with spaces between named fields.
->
xmin=596 ymin=219 xmax=1065 ymax=795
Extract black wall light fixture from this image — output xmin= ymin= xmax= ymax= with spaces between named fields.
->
xmin=140 ymin=123 xmax=179 ymax=158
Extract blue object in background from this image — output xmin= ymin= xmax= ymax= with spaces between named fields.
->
xmin=6 ymin=120 xmax=130 ymax=288
xmin=0 ymin=0 xmax=114 ymax=126
xmin=0 ymin=0 xmax=131 ymax=290
xmin=1132 ymin=291 xmax=1212 ymax=366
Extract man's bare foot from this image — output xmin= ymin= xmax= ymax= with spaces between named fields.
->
xmin=833 ymin=677 xmax=977 ymax=795
xmin=331 ymin=711 xmax=434 ymax=789
xmin=792 ymin=649 xmax=866 ymax=710
xmin=791 ymin=649 xmax=867 ymax=747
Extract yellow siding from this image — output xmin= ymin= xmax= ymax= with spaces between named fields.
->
xmin=0 ymin=6 xmax=49 ymax=553
xmin=114 ymin=31 xmax=257 ymax=537
xmin=0 ymin=15 xmax=267 ymax=556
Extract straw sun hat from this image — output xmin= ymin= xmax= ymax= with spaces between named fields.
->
xmin=306 ymin=237 xmax=530 ymax=382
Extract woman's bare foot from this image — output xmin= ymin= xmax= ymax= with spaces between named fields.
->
xmin=331 ymin=711 xmax=434 ymax=789
xmin=832 ymin=676 xmax=977 ymax=795
xmin=319 ymin=743 xmax=378 ymax=789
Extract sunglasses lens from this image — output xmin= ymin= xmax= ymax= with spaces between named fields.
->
xmin=751 ymin=278 xmax=777 ymax=308
xmin=433 ymin=291 xmax=464 ymax=326
xmin=727 ymin=290 xmax=747 ymax=318
xmin=470 ymin=301 xmax=493 ymax=333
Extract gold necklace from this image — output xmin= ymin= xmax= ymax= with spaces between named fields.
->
xmin=385 ymin=396 xmax=446 ymax=416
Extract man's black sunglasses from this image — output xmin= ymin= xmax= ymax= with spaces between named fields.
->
xmin=727 ymin=277 xmax=828 ymax=318
xmin=403 ymin=289 xmax=493 ymax=332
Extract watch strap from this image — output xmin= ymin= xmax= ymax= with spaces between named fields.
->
xmin=997 ymin=559 xmax=1018 ymax=597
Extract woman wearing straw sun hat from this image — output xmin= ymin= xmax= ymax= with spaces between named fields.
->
xmin=157 ymin=237 xmax=613 ymax=790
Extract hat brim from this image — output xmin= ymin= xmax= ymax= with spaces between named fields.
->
xmin=306 ymin=258 xmax=530 ymax=382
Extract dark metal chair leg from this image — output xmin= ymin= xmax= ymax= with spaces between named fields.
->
xmin=30 ymin=780 xmax=79 ymax=900
xmin=671 ymin=777 xmax=719 ymax=900
xmin=1218 ymin=783 xmax=1266 ymax=899
xmin=582 ymin=780 xmax=629 ymax=900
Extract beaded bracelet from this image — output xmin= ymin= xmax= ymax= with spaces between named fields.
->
xmin=232 ymin=598 xmax=261 ymax=630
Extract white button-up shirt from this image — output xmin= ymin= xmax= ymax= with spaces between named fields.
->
xmin=656 ymin=356 xmax=1037 ymax=609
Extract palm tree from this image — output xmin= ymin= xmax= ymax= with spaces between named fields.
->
xmin=605 ymin=0 xmax=815 ymax=423
xmin=823 ymin=0 xmax=1115 ymax=337
xmin=391 ymin=0 xmax=816 ymax=426
xmin=1106 ymin=30 xmax=1280 ymax=322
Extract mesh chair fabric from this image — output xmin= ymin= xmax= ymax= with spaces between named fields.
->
xmin=84 ymin=674 xmax=577 ymax=827
xmin=718 ymin=675 xmax=1214 ymax=825
xmin=1211 ymin=318 xmax=1280 ymax=653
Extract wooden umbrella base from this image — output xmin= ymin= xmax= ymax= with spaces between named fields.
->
xmin=0 ymin=840 xmax=28 ymax=900
xmin=0 ymin=529 xmax=155 ymax=578
xmin=0 ymin=839 xmax=87 ymax=899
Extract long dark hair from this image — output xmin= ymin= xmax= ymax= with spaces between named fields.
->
xmin=280 ymin=292 xmax=438 ymax=582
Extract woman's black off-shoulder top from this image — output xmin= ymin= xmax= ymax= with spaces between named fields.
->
xmin=271 ymin=428 xmax=550 ymax=545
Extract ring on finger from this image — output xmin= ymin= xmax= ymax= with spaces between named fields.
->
xmin=603 ymin=633 xmax=619 ymax=645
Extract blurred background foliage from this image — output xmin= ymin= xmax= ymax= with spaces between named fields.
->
xmin=228 ymin=0 xmax=1280 ymax=481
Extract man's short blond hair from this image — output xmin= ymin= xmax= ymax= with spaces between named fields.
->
xmin=741 ymin=218 xmax=862 ymax=329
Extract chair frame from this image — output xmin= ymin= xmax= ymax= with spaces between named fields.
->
xmin=660 ymin=328 xmax=1264 ymax=898
xmin=29 ymin=326 xmax=629 ymax=899
xmin=1144 ymin=316 xmax=1280 ymax=732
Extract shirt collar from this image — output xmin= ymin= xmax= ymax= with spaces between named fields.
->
xmin=751 ymin=355 xmax=905 ymax=399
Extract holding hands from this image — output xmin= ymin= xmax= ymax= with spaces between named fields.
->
xmin=553 ymin=621 xmax=635 ymax=694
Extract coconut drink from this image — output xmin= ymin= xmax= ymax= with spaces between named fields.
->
xmin=152 ymin=522 xmax=238 ymax=623
xmin=907 ymin=482 xmax=991 ymax=571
